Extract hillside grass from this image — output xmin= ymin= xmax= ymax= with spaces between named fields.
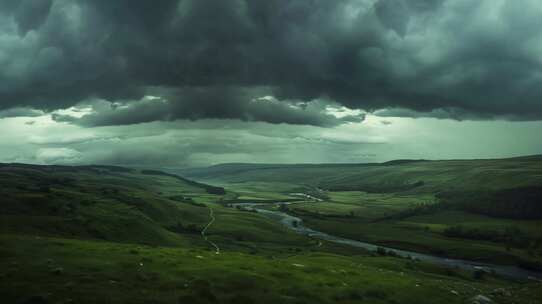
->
xmin=181 ymin=156 xmax=542 ymax=267
xmin=2 ymin=160 xmax=542 ymax=303
xmin=289 ymin=199 xmax=542 ymax=266
xmin=0 ymin=164 xmax=318 ymax=253
xmin=182 ymin=156 xmax=542 ymax=194
xmin=2 ymin=234 xmax=541 ymax=304
xmin=0 ymin=164 xmax=217 ymax=247
xmin=289 ymin=191 xmax=434 ymax=219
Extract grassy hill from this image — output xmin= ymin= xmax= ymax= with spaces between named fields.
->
xmin=179 ymin=155 xmax=542 ymax=220
xmin=0 ymin=163 xmax=222 ymax=247
xmin=2 ymin=161 xmax=542 ymax=303
xmin=6 ymin=233 xmax=542 ymax=304
xmin=179 ymin=155 xmax=542 ymax=194
xmin=177 ymin=156 xmax=542 ymax=268
xmin=0 ymin=163 xmax=308 ymax=249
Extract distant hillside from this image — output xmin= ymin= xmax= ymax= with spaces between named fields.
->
xmin=0 ymin=164 xmax=225 ymax=246
xmin=140 ymin=169 xmax=225 ymax=194
xmin=178 ymin=155 xmax=542 ymax=194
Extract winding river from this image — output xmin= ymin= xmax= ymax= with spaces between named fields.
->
xmin=231 ymin=202 xmax=542 ymax=281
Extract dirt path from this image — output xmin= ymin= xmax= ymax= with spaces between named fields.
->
xmin=201 ymin=206 xmax=220 ymax=254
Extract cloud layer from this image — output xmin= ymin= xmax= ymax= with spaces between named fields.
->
xmin=1 ymin=0 xmax=542 ymax=125
xmin=2 ymin=114 xmax=541 ymax=167
xmin=51 ymin=89 xmax=365 ymax=127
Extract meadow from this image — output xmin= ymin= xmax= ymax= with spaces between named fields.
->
xmin=183 ymin=156 xmax=542 ymax=268
xmin=1 ymin=158 xmax=542 ymax=303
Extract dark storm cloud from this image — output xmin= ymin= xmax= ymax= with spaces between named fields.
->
xmin=374 ymin=107 xmax=486 ymax=121
xmin=1 ymin=0 xmax=542 ymax=123
xmin=52 ymin=88 xmax=364 ymax=127
xmin=13 ymin=0 xmax=53 ymax=35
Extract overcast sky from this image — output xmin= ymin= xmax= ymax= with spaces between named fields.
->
xmin=1 ymin=0 xmax=541 ymax=167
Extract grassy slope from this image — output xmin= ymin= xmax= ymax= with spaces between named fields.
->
xmin=181 ymin=155 xmax=542 ymax=193
xmin=0 ymin=164 xmax=212 ymax=247
xmin=2 ymin=234 xmax=541 ymax=304
xmin=0 ymin=164 xmax=308 ymax=249
xmin=2 ymin=162 xmax=542 ymax=303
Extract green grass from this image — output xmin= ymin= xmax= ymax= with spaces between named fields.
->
xmin=2 ymin=234 xmax=541 ymax=304
xmin=2 ymin=161 xmax=542 ymax=303
xmin=293 ymin=209 xmax=542 ymax=266
xmin=279 ymin=189 xmax=542 ymax=266
xmin=180 ymin=157 xmax=542 ymax=268
xmin=211 ymin=181 xmax=305 ymax=201
xmin=0 ymin=164 xmax=321 ymax=253
xmin=290 ymin=191 xmax=434 ymax=220
xmin=404 ymin=211 xmax=542 ymax=237
xmin=181 ymin=156 xmax=542 ymax=194
xmin=203 ymin=203 xmax=313 ymax=252
xmin=0 ymin=165 xmax=219 ymax=246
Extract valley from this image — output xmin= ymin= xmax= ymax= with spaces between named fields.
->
xmin=1 ymin=157 xmax=542 ymax=303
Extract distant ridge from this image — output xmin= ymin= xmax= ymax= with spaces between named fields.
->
xmin=184 ymin=154 xmax=542 ymax=171
xmin=0 ymin=163 xmax=225 ymax=195
xmin=178 ymin=154 xmax=542 ymax=179
xmin=177 ymin=154 xmax=542 ymax=195
xmin=141 ymin=169 xmax=225 ymax=194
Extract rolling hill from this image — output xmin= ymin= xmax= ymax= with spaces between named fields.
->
xmin=0 ymin=163 xmax=225 ymax=246
xmin=178 ymin=155 xmax=542 ymax=194
xmin=2 ymin=160 xmax=542 ymax=303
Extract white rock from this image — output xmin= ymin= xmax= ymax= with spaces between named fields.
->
xmin=470 ymin=294 xmax=492 ymax=304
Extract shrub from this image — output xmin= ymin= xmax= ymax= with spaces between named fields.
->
xmin=436 ymin=187 xmax=542 ymax=219
xmin=443 ymin=225 xmax=536 ymax=249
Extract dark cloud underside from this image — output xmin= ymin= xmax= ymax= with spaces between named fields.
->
xmin=1 ymin=0 xmax=541 ymax=125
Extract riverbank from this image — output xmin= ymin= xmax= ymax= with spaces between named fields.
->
xmin=231 ymin=202 xmax=542 ymax=281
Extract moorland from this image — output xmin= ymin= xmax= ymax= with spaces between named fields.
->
xmin=1 ymin=156 xmax=542 ymax=303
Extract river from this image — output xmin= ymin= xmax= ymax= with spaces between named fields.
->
xmin=231 ymin=202 xmax=542 ymax=281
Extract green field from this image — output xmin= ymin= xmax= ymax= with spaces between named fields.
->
xmin=282 ymin=191 xmax=542 ymax=266
xmin=6 ymin=233 xmax=542 ymax=304
xmin=181 ymin=156 xmax=542 ymax=267
xmin=2 ymin=158 xmax=542 ymax=303
xmin=289 ymin=191 xmax=434 ymax=219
